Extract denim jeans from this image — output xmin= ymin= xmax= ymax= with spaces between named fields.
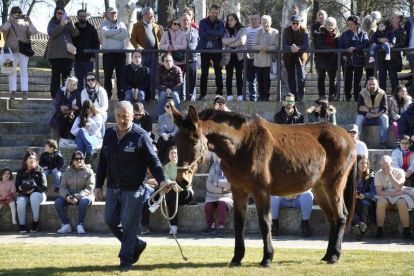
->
xmin=124 ymin=89 xmax=145 ymax=104
xmin=355 ymin=114 xmax=389 ymax=142
xmin=142 ymin=53 xmax=158 ymax=100
xmin=200 ymin=53 xmax=223 ymax=97
xmin=75 ymin=128 xmax=100 ymax=155
xmin=103 ymin=53 xmax=126 ymax=100
xmin=17 ymin=192 xmax=47 ymax=225
xmin=182 ymin=61 xmax=198 ymax=101
xmin=44 ymin=169 xmax=61 ymax=188
xmin=55 ymin=196 xmax=93 ymax=225
xmin=370 ymin=42 xmax=391 ymax=57
xmin=155 ymin=91 xmax=181 ymax=116
xmin=285 ymin=57 xmax=306 ymax=99
xmin=105 ymin=187 xmax=146 ymax=266
xmin=271 ymin=190 xmax=314 ymax=220
xmin=378 ymin=59 xmax=398 ymax=92
xmin=246 ymin=59 xmax=257 ymax=101
xmin=255 ymin=66 xmax=271 ymax=99
xmin=74 ymin=61 xmax=94 ymax=91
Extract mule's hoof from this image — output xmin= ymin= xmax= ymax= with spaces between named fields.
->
xmin=260 ymin=260 xmax=272 ymax=268
xmin=229 ymin=262 xmax=241 ymax=267
xmin=326 ymin=260 xmax=338 ymax=265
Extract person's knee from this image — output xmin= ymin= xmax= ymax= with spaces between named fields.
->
xmin=396 ymin=199 xmax=408 ymax=209
xmin=55 ymin=197 xmax=65 ymax=206
xmin=376 ymin=198 xmax=388 ymax=210
xmin=301 ymin=192 xmax=314 ymax=203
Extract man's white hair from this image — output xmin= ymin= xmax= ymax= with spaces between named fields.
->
xmin=65 ymin=76 xmax=78 ymax=89
xmin=261 ymin=15 xmax=272 ymax=23
xmin=142 ymin=7 xmax=153 ymax=16
xmin=115 ymin=101 xmax=133 ymax=114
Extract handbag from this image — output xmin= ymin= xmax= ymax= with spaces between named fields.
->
xmin=168 ymin=31 xmax=185 ymax=62
xmin=61 ymin=31 xmax=77 ymax=55
xmin=219 ymin=53 xmax=230 ymax=67
xmin=11 ymin=25 xmax=34 ymax=57
xmin=0 ymin=47 xmax=16 ymax=75
xmin=20 ymin=178 xmax=36 ymax=194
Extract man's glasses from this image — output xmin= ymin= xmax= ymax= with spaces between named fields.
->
xmin=134 ymin=113 xmax=143 ymax=117
xmin=86 ymin=78 xmax=95 ymax=82
xmin=291 ymin=22 xmax=299 ymax=25
xmin=172 ymin=22 xmax=180 ymax=26
xmin=285 ymin=100 xmax=295 ymax=104
xmin=74 ymin=158 xmax=84 ymax=161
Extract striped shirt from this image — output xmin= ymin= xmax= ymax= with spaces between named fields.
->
xmin=246 ymin=25 xmax=262 ymax=58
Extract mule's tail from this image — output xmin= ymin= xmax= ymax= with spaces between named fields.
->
xmin=344 ymin=160 xmax=357 ymax=227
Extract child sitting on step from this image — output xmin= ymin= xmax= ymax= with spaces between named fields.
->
xmin=39 ymin=139 xmax=64 ymax=193
xmin=0 ymin=168 xmax=17 ymax=225
xmin=369 ymin=19 xmax=395 ymax=63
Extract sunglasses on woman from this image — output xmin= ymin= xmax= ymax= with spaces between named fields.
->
xmin=74 ymin=157 xmax=84 ymax=161
xmin=86 ymin=78 xmax=95 ymax=82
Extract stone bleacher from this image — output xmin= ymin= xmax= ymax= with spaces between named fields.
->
xmin=0 ymin=70 xmax=411 ymax=238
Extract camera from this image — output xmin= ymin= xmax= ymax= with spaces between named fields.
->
xmin=16 ymin=14 xmax=26 ymax=20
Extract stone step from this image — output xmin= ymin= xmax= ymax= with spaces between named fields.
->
xmin=0 ymin=134 xmax=51 ymax=147
xmin=0 ymin=201 xmax=410 ymax=238
xmin=0 ymin=122 xmax=51 ymax=135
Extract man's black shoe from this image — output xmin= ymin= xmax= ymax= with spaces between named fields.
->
xmin=132 ymin=241 xmax=147 ymax=264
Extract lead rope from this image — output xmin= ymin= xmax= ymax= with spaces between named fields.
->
xmin=148 ymin=181 xmax=188 ymax=261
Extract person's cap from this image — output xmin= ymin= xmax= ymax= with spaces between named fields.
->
xmin=214 ymin=95 xmax=226 ymax=105
xmin=290 ymin=15 xmax=302 ymax=22
xmin=107 ymin=7 xmax=118 ymax=13
xmin=347 ymin=124 xmax=359 ymax=133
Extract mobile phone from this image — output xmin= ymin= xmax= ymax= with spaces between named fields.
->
xmin=62 ymin=12 xmax=67 ymax=21
xmin=16 ymin=14 xmax=26 ymax=20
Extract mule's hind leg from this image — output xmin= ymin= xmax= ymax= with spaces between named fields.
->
xmin=230 ymin=187 xmax=249 ymax=266
xmin=253 ymin=190 xmax=274 ymax=267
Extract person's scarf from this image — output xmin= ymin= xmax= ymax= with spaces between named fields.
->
xmin=131 ymin=62 xmax=142 ymax=72
xmin=86 ymin=85 xmax=99 ymax=104
xmin=325 ymin=32 xmax=336 ymax=48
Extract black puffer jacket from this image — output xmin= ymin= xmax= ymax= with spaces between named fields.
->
xmin=398 ymin=103 xmax=414 ymax=138
xmin=73 ymin=21 xmax=100 ymax=62
xmin=15 ymin=166 xmax=47 ymax=196
xmin=274 ymin=106 xmax=304 ymax=124
xmin=39 ymin=150 xmax=64 ymax=171
xmin=315 ymin=27 xmax=340 ymax=70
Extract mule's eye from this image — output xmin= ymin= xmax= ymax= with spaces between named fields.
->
xmin=192 ymin=134 xmax=199 ymax=140
xmin=193 ymin=141 xmax=198 ymax=146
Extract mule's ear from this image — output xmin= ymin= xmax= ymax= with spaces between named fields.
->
xmin=171 ymin=106 xmax=183 ymax=127
xmin=188 ymin=105 xmax=199 ymax=126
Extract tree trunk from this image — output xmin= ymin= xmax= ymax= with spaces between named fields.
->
xmin=177 ymin=0 xmax=186 ymax=14
xmin=55 ymin=0 xmax=71 ymax=8
xmin=2 ymin=0 xmax=10 ymax=24
xmin=116 ymin=0 xmax=137 ymax=53
xmin=26 ymin=0 xmax=39 ymax=16
xmin=258 ymin=0 xmax=266 ymax=16
xmin=158 ymin=0 xmax=169 ymax=28
xmin=312 ymin=0 xmax=319 ymax=23
xmin=105 ymin=0 xmax=110 ymax=11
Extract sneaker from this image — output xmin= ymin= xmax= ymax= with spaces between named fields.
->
xmin=10 ymin=91 xmax=16 ymax=100
xmin=77 ymin=224 xmax=85 ymax=234
xmin=201 ymin=226 xmax=216 ymax=235
xmin=227 ymin=95 xmax=234 ymax=101
xmin=141 ymin=225 xmax=151 ymax=235
xmin=369 ymin=57 xmax=375 ymax=63
xmin=57 ymin=224 xmax=72 ymax=234
xmin=118 ymin=263 xmax=132 ymax=272
xmin=359 ymin=222 xmax=367 ymax=233
xmin=376 ymin=227 xmax=384 ymax=239
xmin=132 ymin=241 xmax=147 ymax=264
xmin=379 ymin=141 xmax=387 ymax=149
xmin=301 ymin=220 xmax=311 ymax=238
xmin=19 ymin=225 xmax=28 ymax=233
xmin=169 ymin=225 xmax=178 ymax=235
xmin=385 ymin=54 xmax=391 ymax=60
xmin=217 ymin=226 xmax=225 ymax=237
xmin=30 ymin=220 xmax=39 ymax=233
xmin=353 ymin=225 xmax=362 ymax=241
xmin=22 ymin=91 xmax=28 ymax=100
xmin=54 ymin=187 xmax=60 ymax=193
xmin=237 ymin=95 xmax=243 ymax=102
xmin=271 ymin=219 xmax=279 ymax=236
xmin=197 ymin=96 xmax=205 ymax=101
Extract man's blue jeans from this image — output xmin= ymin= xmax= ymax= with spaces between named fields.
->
xmin=271 ymin=190 xmax=314 ymax=220
xmin=55 ymin=196 xmax=92 ymax=225
xmin=355 ymin=114 xmax=389 ymax=142
xmin=124 ymin=89 xmax=145 ymax=104
xmin=155 ymin=91 xmax=181 ymax=116
xmin=105 ymin=187 xmax=146 ymax=266
xmin=74 ymin=61 xmax=94 ymax=91
xmin=246 ymin=59 xmax=257 ymax=101
xmin=44 ymin=169 xmax=61 ymax=188
xmin=75 ymin=128 xmax=100 ymax=155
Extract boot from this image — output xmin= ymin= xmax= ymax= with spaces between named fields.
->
xmin=22 ymin=91 xmax=28 ymax=100
xmin=403 ymin=228 xmax=412 ymax=240
xmin=10 ymin=91 xmax=16 ymax=100
xmin=376 ymin=227 xmax=384 ymax=239
xmin=271 ymin=219 xmax=279 ymax=236
xmin=301 ymin=220 xmax=311 ymax=238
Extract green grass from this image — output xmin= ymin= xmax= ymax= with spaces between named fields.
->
xmin=0 ymin=245 xmax=413 ymax=276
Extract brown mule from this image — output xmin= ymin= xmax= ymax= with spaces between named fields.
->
xmin=172 ymin=106 xmax=356 ymax=267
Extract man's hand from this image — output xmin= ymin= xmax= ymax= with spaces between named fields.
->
xmin=162 ymin=133 xmax=169 ymax=141
xmin=397 ymin=190 xmax=408 ymax=196
xmin=291 ymin=44 xmax=298 ymax=53
xmin=342 ymin=56 xmax=348 ymax=62
xmin=25 ymin=16 xmax=32 ymax=24
xmin=95 ymin=188 xmax=104 ymax=201
xmin=90 ymin=57 xmax=96 ymax=62
xmin=347 ymin=47 xmax=355 ymax=53
xmin=136 ymin=47 xmax=144 ymax=51
xmin=359 ymin=106 xmax=369 ymax=113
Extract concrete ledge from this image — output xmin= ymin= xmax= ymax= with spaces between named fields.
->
xmin=0 ymin=201 xmax=412 ymax=238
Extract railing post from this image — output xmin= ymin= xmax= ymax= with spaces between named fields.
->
xmin=185 ymin=52 xmax=190 ymax=101
xmin=242 ymin=52 xmax=247 ymax=101
xmin=151 ymin=52 xmax=156 ymax=100
xmin=336 ymin=51 xmax=341 ymax=101
xmin=277 ymin=51 xmax=282 ymax=101
xmin=373 ymin=50 xmax=378 ymax=79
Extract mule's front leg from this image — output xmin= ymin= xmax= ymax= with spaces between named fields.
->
xmin=254 ymin=191 xmax=274 ymax=267
xmin=230 ymin=188 xmax=249 ymax=267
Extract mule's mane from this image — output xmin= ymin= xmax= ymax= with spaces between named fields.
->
xmin=197 ymin=109 xmax=250 ymax=130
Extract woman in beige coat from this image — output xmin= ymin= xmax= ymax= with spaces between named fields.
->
xmin=253 ymin=15 xmax=279 ymax=101
xmin=160 ymin=18 xmax=187 ymax=72
xmin=222 ymin=13 xmax=246 ymax=102
xmin=1 ymin=6 xmax=37 ymax=100
xmin=55 ymin=151 xmax=95 ymax=234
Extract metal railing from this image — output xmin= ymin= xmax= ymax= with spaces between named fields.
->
xmin=85 ymin=47 xmax=414 ymax=102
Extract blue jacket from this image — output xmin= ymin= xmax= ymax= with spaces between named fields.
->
xmin=404 ymin=17 xmax=414 ymax=47
xmin=398 ymin=103 xmax=414 ymax=138
xmin=96 ymin=124 xmax=165 ymax=191
xmin=338 ymin=28 xmax=369 ymax=67
xmin=371 ymin=28 xmax=396 ymax=45
xmin=196 ymin=17 xmax=225 ymax=50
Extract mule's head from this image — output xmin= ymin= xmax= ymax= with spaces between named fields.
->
xmin=172 ymin=105 xmax=207 ymax=187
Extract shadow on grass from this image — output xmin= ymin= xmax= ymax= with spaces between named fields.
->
xmin=0 ymin=262 xmax=233 ymax=276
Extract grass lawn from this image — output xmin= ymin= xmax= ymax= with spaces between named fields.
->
xmin=0 ymin=244 xmax=413 ymax=276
